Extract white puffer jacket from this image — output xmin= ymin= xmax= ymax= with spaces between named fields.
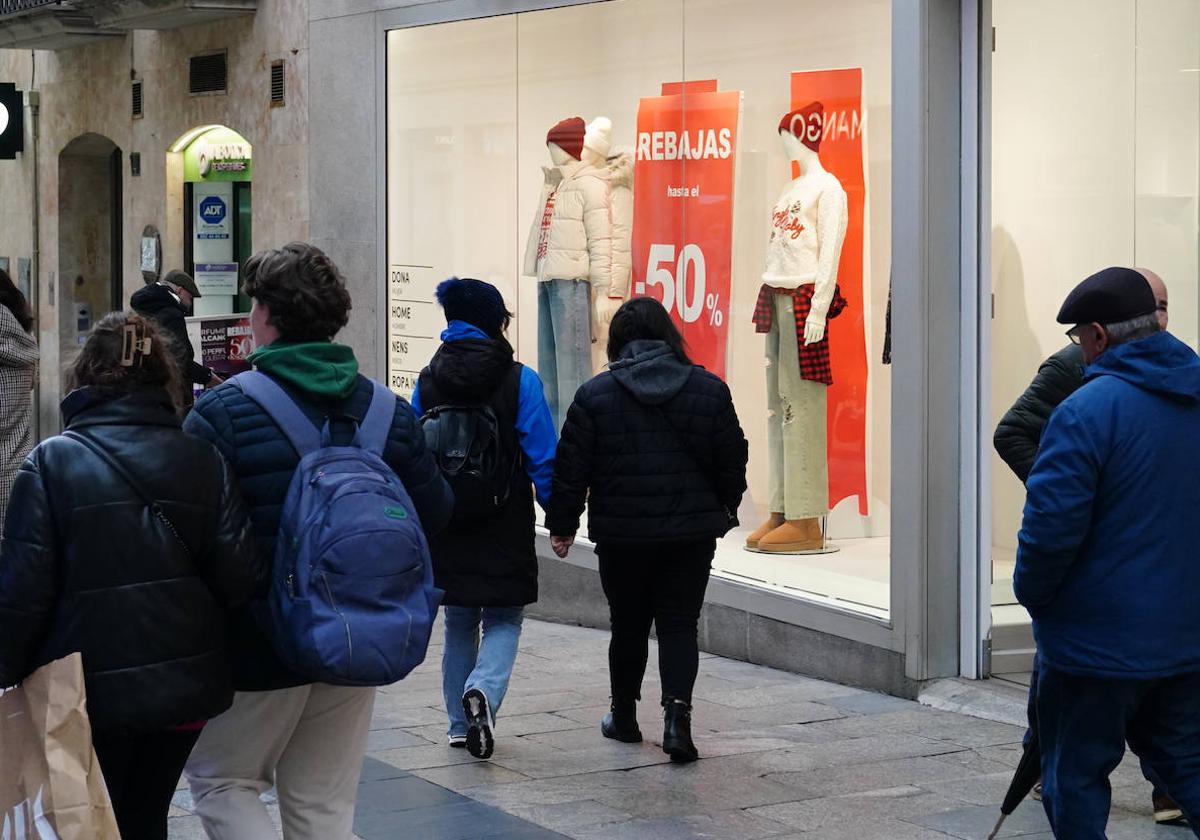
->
xmin=523 ymin=152 xmax=633 ymax=301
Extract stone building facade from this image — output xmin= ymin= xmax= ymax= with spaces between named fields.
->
xmin=0 ymin=0 xmax=309 ymax=436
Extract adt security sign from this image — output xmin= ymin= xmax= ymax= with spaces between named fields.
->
xmin=0 ymin=83 xmax=24 ymax=160
xmin=197 ymin=195 xmax=230 ymax=240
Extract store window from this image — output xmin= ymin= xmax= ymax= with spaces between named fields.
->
xmin=387 ymin=0 xmax=893 ymax=617
xmin=990 ymin=0 xmax=1200 ymax=669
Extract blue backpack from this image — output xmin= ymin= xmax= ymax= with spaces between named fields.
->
xmin=234 ymin=372 xmax=443 ymax=687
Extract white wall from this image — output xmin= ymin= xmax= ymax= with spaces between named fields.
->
xmin=990 ymin=0 xmax=1200 ymax=564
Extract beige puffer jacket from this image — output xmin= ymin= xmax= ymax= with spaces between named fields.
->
xmin=523 ymin=152 xmax=633 ymax=301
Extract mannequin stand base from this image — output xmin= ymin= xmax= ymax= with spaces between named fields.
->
xmin=744 ymin=544 xmax=841 ymax=556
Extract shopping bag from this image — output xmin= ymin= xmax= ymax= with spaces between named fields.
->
xmin=0 ymin=653 xmax=121 ymax=839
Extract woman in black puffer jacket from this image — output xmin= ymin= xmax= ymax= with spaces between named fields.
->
xmin=546 ymin=297 xmax=748 ymax=763
xmin=0 ymin=311 xmax=264 ymax=840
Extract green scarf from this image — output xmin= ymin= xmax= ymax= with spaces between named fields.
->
xmin=248 ymin=341 xmax=359 ymax=400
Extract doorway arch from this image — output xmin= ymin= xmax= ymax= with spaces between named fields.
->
xmin=58 ymin=132 xmax=122 ymax=383
xmin=168 ymin=124 xmax=253 ymax=317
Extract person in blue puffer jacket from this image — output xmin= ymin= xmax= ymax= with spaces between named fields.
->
xmin=182 ymin=242 xmax=453 ymax=840
xmin=1016 ymin=266 xmax=1200 ymax=839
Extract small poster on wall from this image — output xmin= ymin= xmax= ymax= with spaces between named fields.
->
xmin=386 ymin=264 xmax=441 ymax=400
xmin=631 ymin=80 xmax=742 ymax=379
xmin=185 ymin=314 xmax=256 ymax=398
xmin=194 ymin=262 xmax=239 ymax=296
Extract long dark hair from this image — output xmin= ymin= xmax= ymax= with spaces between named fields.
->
xmin=67 ymin=311 xmax=184 ymax=413
xmin=606 ymin=297 xmax=691 ymax=364
xmin=0 ymin=268 xmax=33 ymax=333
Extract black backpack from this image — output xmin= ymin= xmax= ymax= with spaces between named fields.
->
xmin=419 ymin=364 xmax=522 ymax=521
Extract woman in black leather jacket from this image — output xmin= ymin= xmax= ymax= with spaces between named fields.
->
xmin=0 ymin=311 xmax=265 ymax=840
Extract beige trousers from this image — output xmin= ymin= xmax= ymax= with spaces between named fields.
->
xmin=766 ymin=293 xmax=829 ymax=519
xmin=185 ymin=684 xmax=376 ymax=840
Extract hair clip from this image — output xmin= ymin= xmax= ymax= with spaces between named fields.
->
xmin=120 ymin=324 xmax=152 ymax=368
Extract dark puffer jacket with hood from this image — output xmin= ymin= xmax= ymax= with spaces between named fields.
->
xmin=184 ymin=341 xmax=454 ymax=691
xmin=0 ymin=385 xmax=265 ymax=732
xmin=547 ymin=339 xmax=748 ymax=544
xmin=1016 ymin=331 xmax=1200 ymax=679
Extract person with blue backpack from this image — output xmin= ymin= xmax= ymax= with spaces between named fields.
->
xmin=413 ymin=277 xmax=556 ymax=760
xmin=182 ymin=242 xmax=453 ymax=840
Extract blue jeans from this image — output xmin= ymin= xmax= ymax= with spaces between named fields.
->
xmin=1036 ymin=664 xmax=1200 ymax=838
xmin=538 ymin=279 xmax=593 ymax=431
xmin=442 ymin=606 xmax=525 ymax=738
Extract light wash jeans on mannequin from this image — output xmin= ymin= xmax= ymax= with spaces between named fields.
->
xmin=538 ymin=278 xmax=593 ymax=431
xmin=765 ymin=292 xmax=829 ymax=519
xmin=442 ymin=606 xmax=525 ymax=738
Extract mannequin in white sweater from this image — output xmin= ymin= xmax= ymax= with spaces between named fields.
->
xmin=748 ymin=105 xmax=849 ymax=554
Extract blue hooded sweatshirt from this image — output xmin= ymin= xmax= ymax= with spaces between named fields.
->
xmin=1015 ymin=331 xmax=1200 ymax=679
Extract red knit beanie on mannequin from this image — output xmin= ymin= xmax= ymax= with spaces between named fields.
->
xmin=547 ymin=117 xmax=586 ymax=160
xmin=778 ymin=101 xmax=824 ymax=153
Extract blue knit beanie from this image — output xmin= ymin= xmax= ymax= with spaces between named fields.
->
xmin=435 ymin=277 xmax=510 ymax=338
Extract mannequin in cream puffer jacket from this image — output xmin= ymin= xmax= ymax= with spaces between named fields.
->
xmin=523 ymin=118 xmax=633 ymax=369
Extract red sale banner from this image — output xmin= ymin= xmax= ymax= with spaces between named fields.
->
xmin=790 ymin=68 xmax=869 ymax=516
xmin=631 ymin=80 xmax=741 ymax=378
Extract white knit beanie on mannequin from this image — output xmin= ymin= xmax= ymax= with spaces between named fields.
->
xmin=584 ymin=117 xmax=613 ymax=160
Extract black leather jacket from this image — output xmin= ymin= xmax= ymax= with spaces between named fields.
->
xmin=994 ymin=344 xmax=1085 ymax=484
xmin=0 ymin=386 xmax=265 ymax=733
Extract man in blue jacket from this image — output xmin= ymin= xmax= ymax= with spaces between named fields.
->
xmin=1016 ymin=266 xmax=1200 ymax=838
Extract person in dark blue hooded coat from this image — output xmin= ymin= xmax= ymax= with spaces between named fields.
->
xmin=1016 ymin=266 xmax=1200 ymax=838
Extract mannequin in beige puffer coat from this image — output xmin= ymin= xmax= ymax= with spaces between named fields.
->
xmin=523 ymin=118 xmax=633 ymax=372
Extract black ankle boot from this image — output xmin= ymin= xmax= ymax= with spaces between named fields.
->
xmin=662 ymin=699 xmax=698 ymax=763
xmin=601 ymin=700 xmax=643 ymax=743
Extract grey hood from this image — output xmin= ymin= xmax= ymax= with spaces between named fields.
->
xmin=609 ymin=339 xmax=694 ymax=405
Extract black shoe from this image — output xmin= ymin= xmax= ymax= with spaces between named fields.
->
xmin=462 ymin=689 xmax=495 ymax=760
xmin=662 ymin=699 xmax=698 ymax=763
xmin=601 ymin=702 xmax=643 ymax=743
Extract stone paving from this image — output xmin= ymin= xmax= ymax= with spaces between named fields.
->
xmin=168 ymin=619 xmax=1179 ymax=839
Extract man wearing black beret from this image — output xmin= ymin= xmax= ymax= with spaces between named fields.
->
xmin=1015 ymin=266 xmax=1200 ymax=837
xmin=995 ymin=268 xmax=1184 ymax=826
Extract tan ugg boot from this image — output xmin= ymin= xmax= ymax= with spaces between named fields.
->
xmin=758 ymin=518 xmax=825 ymax=553
xmin=746 ymin=513 xmax=786 ymax=549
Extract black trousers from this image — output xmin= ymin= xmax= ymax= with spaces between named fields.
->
xmin=92 ymin=727 xmax=202 ymax=840
xmin=596 ymin=538 xmax=715 ymax=706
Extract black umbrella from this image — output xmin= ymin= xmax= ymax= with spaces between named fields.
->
xmin=987 ymin=734 xmax=1042 ymax=839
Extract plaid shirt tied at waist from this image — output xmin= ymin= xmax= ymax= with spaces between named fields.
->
xmin=752 ymin=283 xmax=848 ymax=386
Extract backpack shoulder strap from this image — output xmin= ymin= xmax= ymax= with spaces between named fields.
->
xmin=358 ymin=380 xmax=397 ymax=458
xmin=498 ymin=363 xmax=523 ymax=428
xmin=232 ymin=371 xmax=322 ymax=457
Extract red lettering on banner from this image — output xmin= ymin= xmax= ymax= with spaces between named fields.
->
xmin=631 ymin=82 xmax=742 ymax=378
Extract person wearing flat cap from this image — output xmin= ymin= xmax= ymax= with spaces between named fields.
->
xmin=131 ymin=270 xmax=223 ymax=407
xmin=1015 ymin=266 xmax=1200 ymax=837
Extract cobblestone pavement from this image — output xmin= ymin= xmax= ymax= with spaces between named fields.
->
xmin=168 ymin=619 xmax=1178 ymax=839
